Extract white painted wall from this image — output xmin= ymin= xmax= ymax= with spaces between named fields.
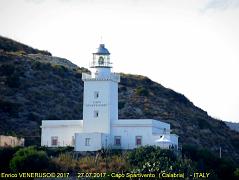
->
xmin=111 ymin=126 xmax=152 ymax=149
xmin=82 ymin=73 xmax=119 ymax=134
xmin=109 ymin=80 xmax=118 ymax=122
xmin=95 ymin=67 xmax=111 ymax=78
xmin=41 ymin=120 xmax=83 ymax=147
xmin=83 ymin=80 xmax=111 ymax=133
xmin=75 ymin=132 xmax=109 ymax=151
xmin=152 ymin=120 xmax=170 ymax=134
xmin=110 ymin=119 xmax=175 ymax=150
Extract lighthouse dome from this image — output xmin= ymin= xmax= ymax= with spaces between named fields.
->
xmin=94 ymin=44 xmax=110 ymax=55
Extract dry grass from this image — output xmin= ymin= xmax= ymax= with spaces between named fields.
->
xmin=52 ymin=153 xmax=79 ymax=172
xmin=52 ymin=153 xmax=130 ymax=173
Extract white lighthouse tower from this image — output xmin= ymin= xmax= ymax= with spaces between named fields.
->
xmin=41 ymin=43 xmax=178 ymax=151
xmin=82 ymin=44 xmax=120 ymax=134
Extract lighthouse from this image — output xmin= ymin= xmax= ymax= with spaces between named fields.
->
xmin=41 ymin=43 xmax=178 ymax=152
xmin=82 ymin=44 xmax=120 ymax=134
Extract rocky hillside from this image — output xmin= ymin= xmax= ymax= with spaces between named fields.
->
xmin=0 ymin=36 xmax=239 ymax=162
xmin=0 ymin=36 xmax=51 ymax=56
xmin=226 ymin=122 xmax=239 ymax=133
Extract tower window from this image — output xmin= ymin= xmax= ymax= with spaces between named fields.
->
xmin=51 ymin=136 xmax=58 ymax=146
xmin=94 ymin=110 xmax=99 ymax=118
xmin=85 ymin=138 xmax=90 ymax=146
xmin=136 ymin=136 xmax=142 ymax=146
xmin=114 ymin=136 xmax=121 ymax=146
xmin=94 ymin=91 xmax=99 ymax=99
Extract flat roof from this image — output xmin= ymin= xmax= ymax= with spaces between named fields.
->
xmin=41 ymin=120 xmax=83 ymax=127
xmin=113 ymin=119 xmax=170 ymax=128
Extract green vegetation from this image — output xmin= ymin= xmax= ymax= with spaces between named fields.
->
xmin=9 ymin=146 xmax=49 ymax=172
xmin=182 ymin=145 xmax=238 ymax=180
xmin=0 ymin=146 xmax=238 ymax=179
xmin=118 ymin=101 xmax=125 ymax=109
xmin=0 ymin=147 xmax=20 ymax=172
xmin=52 ymin=64 xmax=67 ymax=75
xmin=127 ymin=146 xmax=196 ymax=177
xmin=197 ymin=118 xmax=212 ymax=129
xmin=234 ymin=168 xmax=239 ymax=177
xmin=135 ymin=86 xmax=149 ymax=96
xmin=10 ymin=147 xmax=49 ymax=172
xmin=0 ymin=99 xmax=19 ymax=114
xmin=0 ymin=64 xmax=15 ymax=76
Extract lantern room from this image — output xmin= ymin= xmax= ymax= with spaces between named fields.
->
xmin=91 ymin=44 xmax=111 ymax=68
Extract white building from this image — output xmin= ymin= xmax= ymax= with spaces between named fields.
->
xmin=41 ymin=44 xmax=178 ymax=151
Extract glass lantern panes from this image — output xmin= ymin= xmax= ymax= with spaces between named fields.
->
xmin=92 ymin=54 xmax=111 ymax=67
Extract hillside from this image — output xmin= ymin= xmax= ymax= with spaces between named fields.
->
xmin=226 ymin=122 xmax=239 ymax=133
xmin=0 ymin=36 xmax=239 ymax=162
xmin=0 ymin=36 xmax=51 ymax=56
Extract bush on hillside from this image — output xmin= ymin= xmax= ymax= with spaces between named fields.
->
xmin=0 ymin=147 xmax=20 ymax=172
xmin=118 ymin=101 xmax=125 ymax=109
xmin=0 ymin=64 xmax=15 ymax=76
xmin=182 ymin=144 xmax=238 ymax=180
xmin=10 ymin=146 xmax=49 ymax=172
xmin=234 ymin=168 xmax=239 ymax=177
xmin=127 ymin=146 xmax=176 ymax=167
xmin=128 ymin=146 xmax=196 ymax=177
xmin=135 ymin=87 xmax=149 ymax=96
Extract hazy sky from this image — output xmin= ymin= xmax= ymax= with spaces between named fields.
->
xmin=0 ymin=0 xmax=239 ymax=122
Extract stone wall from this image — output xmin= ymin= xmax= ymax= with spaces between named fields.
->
xmin=0 ymin=135 xmax=24 ymax=147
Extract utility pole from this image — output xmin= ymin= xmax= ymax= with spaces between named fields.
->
xmin=219 ymin=146 xmax=222 ymax=158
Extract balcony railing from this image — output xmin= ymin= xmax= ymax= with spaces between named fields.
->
xmin=90 ymin=61 xmax=112 ymax=68
xmin=82 ymin=73 xmax=120 ymax=82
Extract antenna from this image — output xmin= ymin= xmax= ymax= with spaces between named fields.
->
xmin=100 ymin=35 xmax=103 ymax=44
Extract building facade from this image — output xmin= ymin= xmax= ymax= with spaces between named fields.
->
xmin=41 ymin=44 xmax=178 ymax=151
xmin=0 ymin=135 xmax=24 ymax=147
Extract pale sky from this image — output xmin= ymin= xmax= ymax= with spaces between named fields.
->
xmin=0 ymin=0 xmax=239 ymax=122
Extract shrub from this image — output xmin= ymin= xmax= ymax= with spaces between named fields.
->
xmin=197 ymin=118 xmax=211 ymax=129
xmin=27 ymin=112 xmax=40 ymax=121
xmin=135 ymin=87 xmax=149 ymax=96
xmin=31 ymin=60 xmax=41 ymax=70
xmin=234 ymin=168 xmax=239 ymax=177
xmin=127 ymin=146 xmax=176 ymax=167
xmin=52 ymin=64 xmax=67 ymax=76
xmin=0 ymin=147 xmax=20 ymax=172
xmin=0 ymin=99 xmax=19 ymax=114
xmin=38 ymin=146 xmax=74 ymax=157
xmin=118 ymin=101 xmax=125 ymax=109
xmin=182 ymin=144 xmax=238 ymax=180
xmin=10 ymin=146 xmax=49 ymax=172
xmin=128 ymin=146 xmax=196 ymax=176
xmin=119 ymin=86 xmax=127 ymax=91
xmin=0 ymin=64 xmax=15 ymax=76
xmin=6 ymin=75 xmax=20 ymax=88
